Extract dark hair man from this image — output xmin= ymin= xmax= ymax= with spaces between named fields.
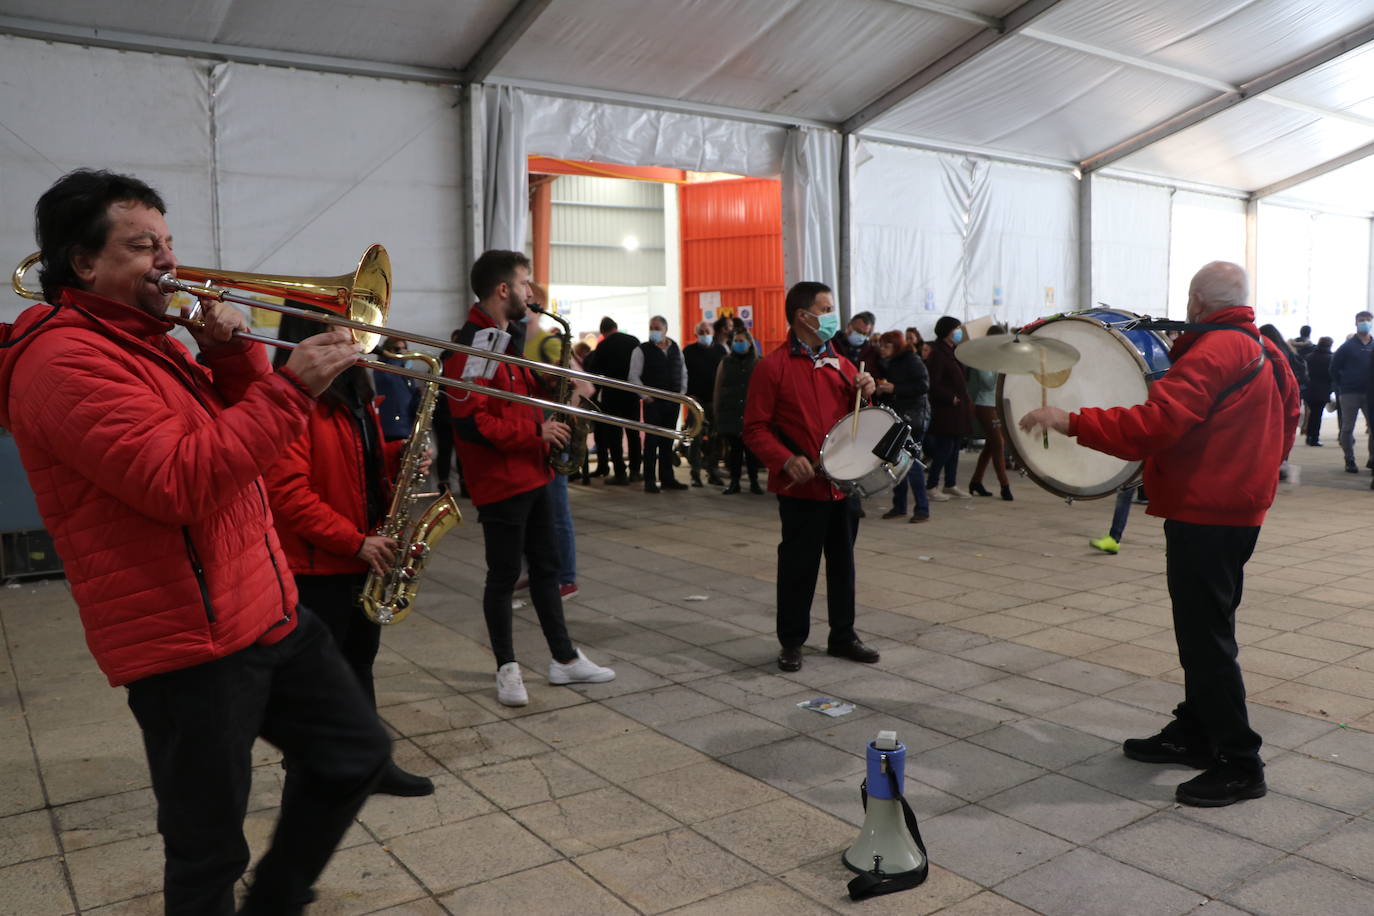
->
xmin=0 ymin=169 xmax=386 ymax=913
xmin=684 ymin=319 xmax=727 ymax=487
xmin=1020 ymin=261 xmax=1300 ymax=807
xmin=442 ymin=250 xmax=614 ymax=708
xmin=833 ymin=308 xmax=879 ymax=368
xmin=586 ymin=315 xmax=643 ymax=484
xmin=1331 ymin=309 xmax=1374 ymax=473
xmin=743 ymin=281 xmax=881 ymax=673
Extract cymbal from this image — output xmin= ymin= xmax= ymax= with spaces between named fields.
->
xmin=956 ymin=335 xmax=1080 ymax=375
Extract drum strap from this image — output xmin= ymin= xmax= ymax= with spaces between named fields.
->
xmin=1163 ymin=325 xmax=1281 ymax=409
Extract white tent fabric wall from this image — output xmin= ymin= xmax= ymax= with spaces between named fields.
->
xmin=0 ymin=36 xmax=215 ymax=324
xmin=1168 ymin=192 xmax=1246 ymax=319
xmin=481 ymin=84 xmax=528 ymax=253
xmin=1091 ymin=178 xmax=1171 ymax=317
xmin=1254 ymin=203 xmax=1372 ymax=338
xmin=781 ymin=127 xmax=840 ymax=297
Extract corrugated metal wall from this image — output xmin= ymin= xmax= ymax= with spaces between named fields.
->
xmin=550 ymin=175 xmax=666 ymax=287
xmin=679 ymin=177 xmax=786 ymax=354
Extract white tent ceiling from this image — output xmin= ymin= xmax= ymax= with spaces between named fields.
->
xmin=4 ymin=0 xmax=1374 ymax=209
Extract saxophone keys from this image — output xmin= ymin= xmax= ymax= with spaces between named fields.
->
xmin=410 ymin=542 xmax=430 ymax=559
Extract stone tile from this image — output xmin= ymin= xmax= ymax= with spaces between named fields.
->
xmin=438 ymin=860 xmax=635 ymax=915
xmin=1299 ymin=664 xmax=1374 ymax=701
xmin=807 ymin=712 xmax=954 ymax=758
xmin=983 ymin=773 xmax=1153 ymax=843
xmin=0 ymin=724 xmax=44 ymax=818
xmin=691 ymin=668 xmax=809 ymax=710
xmin=722 ymin=736 xmax=865 ymax=795
xmin=933 ymin=891 xmax=1041 ymax=915
xmin=359 ymin=900 xmax=447 ymax=916
xmin=1013 ymin=626 xmax=1117 ymax=657
xmin=657 ymin=708 xmax=796 ymax=756
xmin=1264 ymin=753 xmax=1374 ymax=814
xmin=511 ymin=785 xmax=677 ymax=855
xmin=64 ymin=832 xmax=162 ymax=910
xmin=512 ymin=703 xmax=643 ymax=748
xmin=385 ymin=812 xmax=559 ymax=894
xmin=996 ymin=848 xmax=1203 ymax=916
xmin=1042 ymin=697 xmax=1169 ymax=743
xmin=84 ymin=893 xmax=163 ymax=915
xmin=1297 ymin=815 xmax=1374 ymax=882
xmin=964 ymin=675 xmax=1089 ymax=715
xmin=1080 ymin=643 xmax=1179 ymax=677
xmin=908 ymin=741 xmax=1044 ymax=802
xmin=968 ymin=719 xmax=1116 ymax=771
xmin=411 ymin=721 xmax=551 ymax=771
xmin=308 ymin=841 xmax=426 ymax=915
xmin=1025 ymin=658 xmax=1142 ymax=695
xmin=898 ymin=654 xmax=1007 ymax=692
xmin=1252 ymin=681 xmax=1374 ymax=725
xmin=920 ymin=805 xmax=1072 ymax=886
xmin=1257 ymin=632 xmax=1366 ymax=663
xmin=1092 ymin=812 xmax=1285 ymax=896
xmin=637 ymin=645 xmax=747 ymax=682
xmin=1172 ymin=788 xmax=1353 ymax=852
xmin=602 ymin=684 xmax=729 ymax=727
xmin=462 ymin=751 xmax=607 ymax=810
xmin=625 ymin=761 xmax=783 ymax=823
xmin=955 ymin=641 xmax=1066 ymax=675
xmin=377 ymin=693 xmax=500 ymax=738
xmin=568 ymin=660 xmax=674 ymax=700
xmin=695 ymin=797 xmax=855 ymax=873
xmin=574 ymin=827 xmax=760 ymax=914
xmin=1297 ymin=726 xmax=1374 ymax=773
xmin=1061 ymin=751 xmax=1197 ymax=808
xmin=372 ymin=670 xmax=455 ymax=708
xmin=783 ymin=858 xmax=981 ymax=915
xmin=0 ymin=856 xmax=74 ymax=916
xmin=564 ymin=730 xmax=710 ymax=784
xmin=903 ymin=692 xmax=1024 ymax=738
xmin=357 ymin=771 xmax=494 ymax=840
xmin=1224 ymin=855 xmax=1374 ymax=916
xmin=0 ymin=810 xmax=59 ymax=868
xmin=31 ymin=720 xmax=150 ymax=806
xmin=665 ymin=879 xmax=834 ymax=915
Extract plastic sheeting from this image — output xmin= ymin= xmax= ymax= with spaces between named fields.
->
xmin=522 ymin=93 xmax=787 ymax=177
xmin=1254 ymin=203 xmax=1371 ymax=335
xmin=1092 ymin=177 xmax=1171 ymax=316
xmin=481 ymin=85 xmax=528 ymax=252
xmin=1168 ymin=192 xmax=1246 ymax=318
xmin=781 ymin=127 xmax=840 ymax=296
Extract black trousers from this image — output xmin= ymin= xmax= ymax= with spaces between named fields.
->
xmin=125 ymin=607 xmax=390 ymax=916
xmin=641 ymin=400 xmax=680 ymax=485
xmin=721 ymin=433 xmax=760 ymax=482
xmin=601 ymin=397 xmax=642 ymax=476
xmin=776 ymin=495 xmax=860 ymax=648
xmin=477 ymin=485 xmax=576 ymax=667
xmin=1303 ymin=398 xmax=1327 ymax=442
xmin=1164 ymin=519 xmax=1264 ymax=771
xmin=294 ymin=573 xmax=378 ymax=706
xmin=688 ymin=405 xmax=718 ymax=475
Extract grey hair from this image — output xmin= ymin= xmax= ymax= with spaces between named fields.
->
xmin=1190 ymin=261 xmax=1248 ymax=312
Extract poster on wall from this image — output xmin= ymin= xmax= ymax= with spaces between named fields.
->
xmin=699 ymin=291 xmax=721 ymax=323
xmin=739 ymin=305 xmax=754 ymax=330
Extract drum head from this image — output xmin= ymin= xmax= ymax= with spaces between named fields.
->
xmin=821 ymin=406 xmax=900 ymax=481
xmin=998 ymin=316 xmax=1154 ymax=500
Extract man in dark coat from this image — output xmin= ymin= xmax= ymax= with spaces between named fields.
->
xmin=586 ymin=316 xmax=642 ymax=485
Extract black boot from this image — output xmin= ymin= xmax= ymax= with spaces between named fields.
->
xmin=690 ymin=472 xmax=703 ymax=488
xmin=722 ymin=480 xmax=741 ymax=494
xmin=749 ymin=477 xmax=764 ymax=495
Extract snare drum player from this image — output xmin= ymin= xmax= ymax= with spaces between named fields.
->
xmin=744 ymin=281 xmax=880 ymax=672
xmin=1020 ymin=261 xmax=1299 ymax=807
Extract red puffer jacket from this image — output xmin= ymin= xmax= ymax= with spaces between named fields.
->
xmin=263 ymin=396 xmax=403 ymax=575
xmin=0 ymin=288 xmax=315 ymax=686
xmin=442 ymin=305 xmax=552 ymax=506
xmin=1070 ymin=306 xmax=1300 ymax=527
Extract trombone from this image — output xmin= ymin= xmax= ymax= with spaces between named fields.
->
xmin=12 ymin=248 xmax=702 ymax=442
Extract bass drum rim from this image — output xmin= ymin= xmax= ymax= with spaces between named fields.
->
xmin=995 ymin=312 xmax=1153 ymax=501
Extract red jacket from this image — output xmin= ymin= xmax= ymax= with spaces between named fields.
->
xmin=442 ymin=306 xmax=552 ymax=506
xmin=0 ymin=288 xmax=314 ymax=686
xmin=743 ymin=336 xmax=858 ymax=501
xmin=1069 ymin=306 xmax=1300 ymax=527
xmin=263 ymin=397 xmax=403 ymax=575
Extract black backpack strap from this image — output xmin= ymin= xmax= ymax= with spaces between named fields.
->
xmin=846 ymin=767 xmax=931 ymax=901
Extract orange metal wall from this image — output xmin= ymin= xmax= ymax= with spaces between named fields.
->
xmin=679 ymin=178 xmax=787 ymax=355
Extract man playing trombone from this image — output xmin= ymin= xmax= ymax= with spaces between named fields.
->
xmin=0 ymin=169 xmax=390 ymax=914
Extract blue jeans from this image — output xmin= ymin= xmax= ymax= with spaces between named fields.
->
xmin=891 ymin=465 xmax=929 ymax=515
xmin=547 ymin=472 xmax=576 ymax=585
xmin=924 ymin=433 xmax=961 ymax=489
xmin=1109 ymin=487 xmax=1135 ymax=541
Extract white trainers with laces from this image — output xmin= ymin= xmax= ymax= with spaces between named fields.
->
xmin=496 ymin=662 xmax=528 ymax=707
xmin=548 ymin=648 xmax=616 ymax=685
xmin=927 ymin=489 xmax=951 ymax=502
xmin=943 ymin=486 xmax=972 ymax=499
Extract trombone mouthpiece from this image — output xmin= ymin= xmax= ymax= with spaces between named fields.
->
xmin=157 ymin=274 xmax=182 ymax=294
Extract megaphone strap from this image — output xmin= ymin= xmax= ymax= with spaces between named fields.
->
xmin=847 ymin=769 xmax=930 ymax=901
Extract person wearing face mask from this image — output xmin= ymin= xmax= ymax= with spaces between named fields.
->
xmin=683 ymin=319 xmax=727 ymax=487
xmin=743 ymin=282 xmax=880 ymax=673
xmin=628 ymin=315 xmax=689 ymax=492
xmin=713 ymin=326 xmax=763 ymax=494
xmin=924 ymin=316 xmax=974 ymax=501
xmin=833 ymin=309 xmax=879 ymax=369
xmin=1331 ymin=310 xmax=1374 ymax=473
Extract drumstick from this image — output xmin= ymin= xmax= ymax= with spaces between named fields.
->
xmin=1039 ymin=349 xmax=1049 ymax=449
xmin=851 ymin=361 xmax=865 ymax=441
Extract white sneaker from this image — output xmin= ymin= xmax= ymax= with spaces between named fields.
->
xmin=927 ymin=489 xmax=951 ymax=502
xmin=548 ymin=648 xmax=616 ymax=685
xmin=496 ymin=662 xmax=528 ymax=706
xmin=943 ymin=486 xmax=972 ymax=499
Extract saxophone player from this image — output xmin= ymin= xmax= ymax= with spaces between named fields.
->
xmin=443 ymin=250 xmax=615 ymax=707
xmin=263 ymin=311 xmax=436 ymax=797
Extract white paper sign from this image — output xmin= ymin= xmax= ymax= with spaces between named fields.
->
xmin=461 ymin=327 xmax=510 ymax=381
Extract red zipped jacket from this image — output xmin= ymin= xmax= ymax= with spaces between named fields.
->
xmin=442 ymin=305 xmax=552 ymax=506
xmin=1069 ymin=306 xmax=1300 ymax=527
xmin=262 ymin=398 xmax=403 ymax=575
xmin=743 ymin=336 xmax=858 ymax=501
xmin=0 ymin=288 xmax=313 ymax=686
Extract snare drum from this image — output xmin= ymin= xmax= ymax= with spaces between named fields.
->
xmin=997 ymin=308 xmax=1171 ymax=500
xmin=818 ymin=405 xmax=917 ymax=498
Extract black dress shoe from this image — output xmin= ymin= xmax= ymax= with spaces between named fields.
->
xmin=1000 ymin=485 xmax=1013 ymax=501
xmin=628 ymin=470 xmax=642 ymax=483
xmin=690 ymin=474 xmax=703 ymax=487
xmin=373 ymin=762 xmax=435 ymax=797
xmin=707 ymin=472 xmax=725 ymax=486
xmin=827 ymin=638 xmax=880 ymax=664
xmin=1121 ymin=728 xmax=1216 ymax=769
xmin=778 ymin=646 xmax=803 ymax=672
xmin=968 ymin=482 xmax=991 ymax=497
xmin=662 ymin=479 xmax=689 ymax=491
xmin=1176 ymin=761 xmax=1266 ymax=807
xmin=644 ymin=483 xmax=660 ymax=493
xmin=604 ymin=474 xmax=629 ymax=486
xmin=749 ymin=479 xmax=764 ymax=495
xmin=722 ymin=482 xmax=741 ymax=494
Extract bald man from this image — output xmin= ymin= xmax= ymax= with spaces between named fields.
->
xmin=1021 ymin=261 xmax=1299 ymax=807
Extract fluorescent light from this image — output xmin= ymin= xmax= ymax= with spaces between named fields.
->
xmin=622 ymin=235 xmax=640 ymax=251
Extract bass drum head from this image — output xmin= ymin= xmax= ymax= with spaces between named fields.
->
xmin=997 ymin=316 xmax=1152 ymax=500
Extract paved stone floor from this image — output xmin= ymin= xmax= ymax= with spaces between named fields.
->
xmin=4 ymin=421 xmax=1374 ymax=915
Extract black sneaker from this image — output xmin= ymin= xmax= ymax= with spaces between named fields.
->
xmin=1347 ymin=462 xmax=1359 ymax=473
xmin=1176 ymin=761 xmax=1266 ymax=807
xmin=1122 ymin=729 xmax=1215 ymax=769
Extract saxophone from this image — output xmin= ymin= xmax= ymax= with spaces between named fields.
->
xmin=531 ymin=305 xmax=593 ymax=475
xmin=360 ymin=352 xmax=462 ymax=625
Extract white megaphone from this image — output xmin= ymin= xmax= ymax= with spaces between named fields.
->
xmin=843 ymin=730 xmax=929 ymax=900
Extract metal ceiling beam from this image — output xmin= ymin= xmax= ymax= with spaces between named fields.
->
xmin=1080 ymin=19 xmax=1374 ymax=174
xmin=461 ymin=0 xmax=554 ymax=84
xmin=880 ymin=0 xmax=998 ymax=28
xmin=841 ymin=0 xmax=1067 ymax=135
xmin=0 ymin=14 xmax=462 ymax=83
xmin=1249 ymin=139 xmax=1374 ymax=200
xmin=856 ymin=128 xmax=1078 ymax=172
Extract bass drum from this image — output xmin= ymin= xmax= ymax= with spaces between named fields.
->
xmin=996 ymin=308 xmax=1171 ymax=500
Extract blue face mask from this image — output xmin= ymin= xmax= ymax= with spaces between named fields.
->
xmin=649 ymin=329 xmax=665 ymax=344
xmin=1359 ymin=321 xmax=1372 ymax=335
xmin=697 ymin=333 xmax=713 ymax=347
xmin=814 ymin=312 xmax=840 ymax=342
xmin=731 ymin=340 xmax=750 ymax=354
xmin=846 ymin=331 xmax=868 ymax=348
xmin=951 ymin=328 xmax=964 ymax=344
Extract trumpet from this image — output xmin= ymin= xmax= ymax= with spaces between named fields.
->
xmin=12 ymin=249 xmax=702 ymax=442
